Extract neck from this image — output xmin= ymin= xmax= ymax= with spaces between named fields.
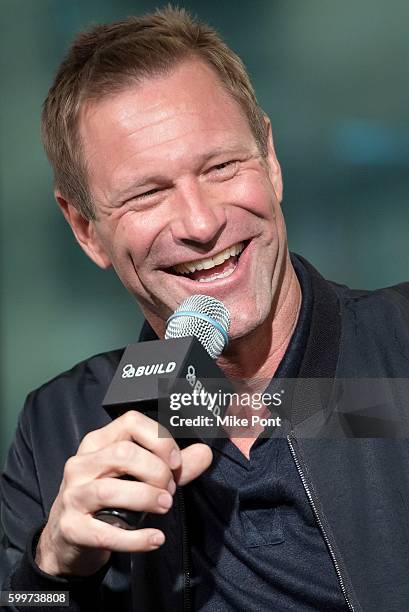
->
xmin=219 ymin=252 xmax=301 ymax=458
xmin=217 ymin=252 xmax=302 ymax=383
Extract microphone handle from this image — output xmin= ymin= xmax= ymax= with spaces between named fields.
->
xmin=94 ymin=508 xmax=147 ymax=530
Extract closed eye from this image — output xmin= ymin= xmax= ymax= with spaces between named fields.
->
xmin=122 ymin=187 xmax=164 ymax=208
xmin=136 ymin=188 xmax=161 ymax=199
xmin=213 ymin=160 xmax=237 ymax=170
xmin=208 ymin=160 xmax=239 ymax=179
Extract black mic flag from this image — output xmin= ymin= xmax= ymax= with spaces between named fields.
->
xmin=96 ymin=295 xmax=234 ymax=529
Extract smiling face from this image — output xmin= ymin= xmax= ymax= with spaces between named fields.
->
xmin=59 ymin=59 xmax=289 ymax=341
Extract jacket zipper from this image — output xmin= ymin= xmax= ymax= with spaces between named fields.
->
xmin=287 ymin=434 xmax=356 ymax=612
xmin=177 ymin=487 xmax=192 ymax=612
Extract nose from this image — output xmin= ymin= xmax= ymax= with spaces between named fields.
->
xmin=170 ymin=178 xmax=226 ymax=248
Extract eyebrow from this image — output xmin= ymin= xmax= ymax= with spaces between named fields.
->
xmin=111 ymin=145 xmax=249 ymax=202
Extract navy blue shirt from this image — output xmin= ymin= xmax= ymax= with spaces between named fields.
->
xmin=184 ymin=257 xmax=348 ymax=611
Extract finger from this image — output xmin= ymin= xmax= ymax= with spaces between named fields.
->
xmin=77 ymin=411 xmax=181 ymax=471
xmin=64 ymin=441 xmax=175 ymax=491
xmin=69 ymin=478 xmax=174 ymax=514
xmin=62 ymin=512 xmax=166 ymax=553
xmin=175 ymin=443 xmax=213 ymax=486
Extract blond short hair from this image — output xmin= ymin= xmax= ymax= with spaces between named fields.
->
xmin=41 ymin=6 xmax=267 ymax=219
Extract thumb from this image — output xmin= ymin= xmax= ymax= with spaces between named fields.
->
xmin=174 ymin=443 xmax=213 ymax=486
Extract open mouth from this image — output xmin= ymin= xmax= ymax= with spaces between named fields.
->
xmin=171 ymin=241 xmax=247 ymax=283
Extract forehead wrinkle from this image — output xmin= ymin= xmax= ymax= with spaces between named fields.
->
xmin=82 ymin=107 xmax=216 ymax=185
xmin=122 ymin=126 xmax=237 ymax=160
xmin=113 ymin=108 xmax=179 ymax=141
xmin=114 ymin=109 xmax=244 ymax=158
xmin=82 ymin=71 xmax=248 ymax=155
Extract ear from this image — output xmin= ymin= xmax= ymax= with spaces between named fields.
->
xmin=55 ymin=192 xmax=112 ymax=269
xmin=263 ymin=116 xmax=283 ymax=203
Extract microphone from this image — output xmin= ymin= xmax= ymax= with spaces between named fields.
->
xmin=165 ymin=294 xmax=230 ymax=358
xmin=95 ymin=295 xmax=232 ymax=529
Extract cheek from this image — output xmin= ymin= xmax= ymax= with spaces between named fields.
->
xmin=228 ymin=173 xmax=277 ymax=220
xmin=112 ymin=211 xmax=160 ymax=268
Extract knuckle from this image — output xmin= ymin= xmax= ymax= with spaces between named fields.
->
xmin=81 ymin=431 xmax=93 ymax=446
xmin=152 ymin=460 xmax=170 ymax=485
xmin=63 ymin=456 xmax=78 ymax=481
xmin=123 ymin=410 xmax=140 ymax=428
xmin=92 ymin=529 xmax=112 ymax=551
xmin=111 ymin=440 xmax=135 ymax=464
xmin=78 ymin=431 xmax=97 ymax=453
xmin=93 ymin=480 xmax=114 ymax=506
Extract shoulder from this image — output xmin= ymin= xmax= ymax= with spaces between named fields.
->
xmin=294 ymin=249 xmax=409 ymax=374
xmin=328 ymin=279 xmax=409 ymax=374
xmin=293 ymin=252 xmax=409 ymax=337
xmin=34 ymin=347 xmax=125 ymax=395
xmin=20 ymin=348 xmax=125 ymax=451
xmin=329 ymin=278 xmax=409 ymax=324
xmin=28 ymin=347 xmax=125 ymax=409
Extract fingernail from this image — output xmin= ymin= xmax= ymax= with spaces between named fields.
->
xmin=167 ymin=479 xmax=176 ymax=495
xmin=169 ymin=448 xmax=181 ymax=470
xmin=158 ymin=492 xmax=173 ymax=509
xmin=150 ymin=532 xmax=165 ymax=547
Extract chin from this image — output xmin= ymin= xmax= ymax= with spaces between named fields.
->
xmin=227 ymin=301 xmax=272 ymax=342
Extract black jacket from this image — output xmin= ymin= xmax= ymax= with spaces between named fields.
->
xmin=1 ymin=254 xmax=409 ymax=612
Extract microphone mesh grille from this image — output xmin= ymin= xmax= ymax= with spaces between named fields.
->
xmin=165 ymin=294 xmax=230 ymax=359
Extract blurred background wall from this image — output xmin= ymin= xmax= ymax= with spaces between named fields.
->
xmin=1 ymin=0 xmax=408 ymax=465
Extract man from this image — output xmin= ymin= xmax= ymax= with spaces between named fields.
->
xmin=1 ymin=7 xmax=408 ymax=612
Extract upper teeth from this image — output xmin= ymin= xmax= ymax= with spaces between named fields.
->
xmin=173 ymin=242 xmax=244 ymax=275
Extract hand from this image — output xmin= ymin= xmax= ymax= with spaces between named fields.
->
xmin=35 ymin=411 xmax=212 ymax=577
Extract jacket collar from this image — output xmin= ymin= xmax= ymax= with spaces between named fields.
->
xmin=289 ymin=253 xmax=342 ymax=426
xmin=293 ymin=253 xmax=341 ymax=380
